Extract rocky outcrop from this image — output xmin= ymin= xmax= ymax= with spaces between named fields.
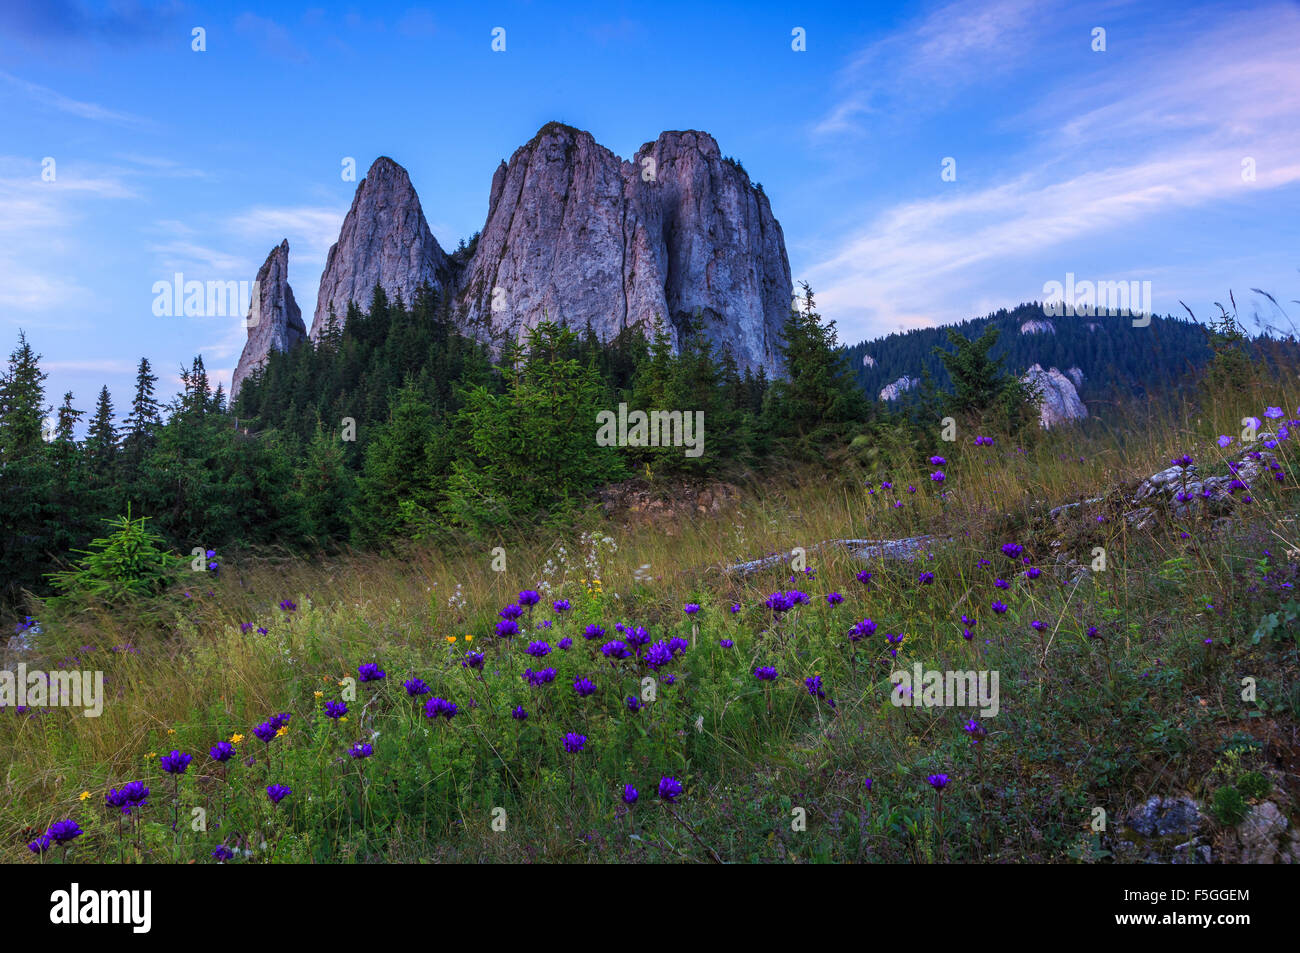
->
xmin=456 ymin=124 xmax=791 ymax=374
xmin=237 ymin=125 xmax=793 ymax=381
xmin=309 ymin=156 xmax=449 ymax=340
xmin=231 ymin=241 xmax=305 ymax=399
xmin=1022 ymin=364 xmax=1086 ymax=428
xmin=1020 ymin=318 xmax=1056 ymax=335
xmin=861 ymin=354 xmax=876 ymax=367
xmin=1066 ymin=366 xmax=1084 ymax=388
xmin=879 ymin=375 xmax=917 ymax=401
xmin=723 ymin=536 xmax=940 ymax=576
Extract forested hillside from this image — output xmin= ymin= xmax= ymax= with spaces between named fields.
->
xmin=843 ymin=304 xmax=1217 ymax=399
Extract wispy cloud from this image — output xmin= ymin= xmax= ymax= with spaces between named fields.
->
xmin=227 ymin=205 xmax=348 ymax=267
xmin=0 ymin=158 xmax=137 ymax=313
xmin=805 ymin=1 xmax=1300 ymax=338
xmin=0 ymin=71 xmax=153 ymax=127
xmin=814 ymin=0 xmax=1053 ymax=136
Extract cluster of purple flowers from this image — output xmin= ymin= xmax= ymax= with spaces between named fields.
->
xmin=106 ymin=781 xmax=149 ymax=814
xmin=658 ymin=776 xmax=683 ymax=802
xmin=324 ymin=701 xmax=348 ymax=719
xmin=210 ymin=741 xmax=235 ymax=762
xmin=160 ymin=750 xmax=192 ymax=775
xmin=358 ymin=663 xmax=385 ymax=682
xmin=848 ymin=617 xmax=877 ymax=642
xmin=522 ymin=667 xmax=557 ymax=686
xmin=764 ymin=590 xmax=810 ymax=613
xmin=425 ymin=697 xmax=458 ymax=720
xmin=28 ymin=819 xmax=83 ymax=853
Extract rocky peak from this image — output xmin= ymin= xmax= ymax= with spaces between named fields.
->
xmin=236 ymin=124 xmax=794 ymax=383
xmin=309 ymin=156 xmax=449 ymax=340
xmin=1023 ymin=363 xmax=1087 ymax=428
xmin=231 ymin=240 xmax=304 ymax=400
xmin=455 ymin=122 xmax=791 ymax=375
xmin=626 ymin=130 xmax=791 ymax=373
xmin=456 ymin=123 xmax=630 ymax=343
xmin=879 ymin=375 xmax=918 ymax=401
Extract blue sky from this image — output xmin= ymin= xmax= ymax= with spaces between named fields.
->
xmin=2 ymin=0 xmax=1298 ymax=411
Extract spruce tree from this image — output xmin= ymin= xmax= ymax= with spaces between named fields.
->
xmin=122 ymin=357 xmax=161 ymax=474
xmin=0 ymin=330 xmax=49 ymax=461
xmin=763 ymin=282 xmax=868 ymax=456
xmin=86 ymin=385 xmax=119 ymax=477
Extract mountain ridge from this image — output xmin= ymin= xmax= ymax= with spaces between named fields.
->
xmin=231 ymin=123 xmax=792 ymax=398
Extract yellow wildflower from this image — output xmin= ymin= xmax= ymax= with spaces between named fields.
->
xmin=230 ymin=733 xmax=244 ymax=744
xmin=446 ymin=636 xmax=457 ymax=644
xmin=464 ymin=635 xmax=473 ymax=643
xmin=167 ymin=728 xmax=176 ymax=735
xmin=276 ymin=725 xmax=288 ymax=737
xmin=314 ymin=690 xmax=323 ymax=698
xmin=78 ymin=790 xmax=91 ymax=801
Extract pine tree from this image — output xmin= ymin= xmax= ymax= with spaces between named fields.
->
xmin=122 ymin=357 xmax=162 ymax=474
xmin=54 ymin=391 xmax=83 ymax=443
xmin=0 ymin=330 xmax=50 ymax=461
xmin=934 ymin=325 xmax=1033 ymax=431
xmin=763 ymin=283 xmax=868 ymax=456
xmin=86 ymin=385 xmax=119 ymax=478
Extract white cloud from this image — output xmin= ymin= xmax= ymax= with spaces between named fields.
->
xmin=805 ymin=1 xmax=1300 ymax=339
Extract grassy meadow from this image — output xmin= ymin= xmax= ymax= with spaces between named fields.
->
xmin=5 ymin=377 xmax=1300 ymax=864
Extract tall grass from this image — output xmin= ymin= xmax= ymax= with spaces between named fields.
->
xmin=4 ymin=369 xmax=1299 ymax=863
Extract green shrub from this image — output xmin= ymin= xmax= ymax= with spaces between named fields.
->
xmin=1210 ymin=786 xmax=1249 ymax=826
xmin=1236 ymin=771 xmax=1271 ymax=801
xmin=46 ymin=507 xmax=185 ymax=604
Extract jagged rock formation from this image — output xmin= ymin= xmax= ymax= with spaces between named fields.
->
xmin=861 ymin=354 xmax=876 ymax=368
xmin=456 ymin=124 xmax=791 ymax=374
xmin=1020 ymin=318 xmax=1056 ymax=335
xmin=231 ymin=241 xmax=304 ymax=399
xmin=879 ymin=375 xmax=917 ymax=401
xmin=1022 ymin=363 xmax=1086 ymax=428
xmin=308 ymin=156 xmax=449 ymax=340
xmin=1066 ymin=365 xmax=1084 ymax=388
xmin=233 ymin=124 xmax=793 ymax=385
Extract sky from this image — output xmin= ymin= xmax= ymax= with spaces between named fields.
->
xmin=2 ymin=0 xmax=1299 ymax=413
